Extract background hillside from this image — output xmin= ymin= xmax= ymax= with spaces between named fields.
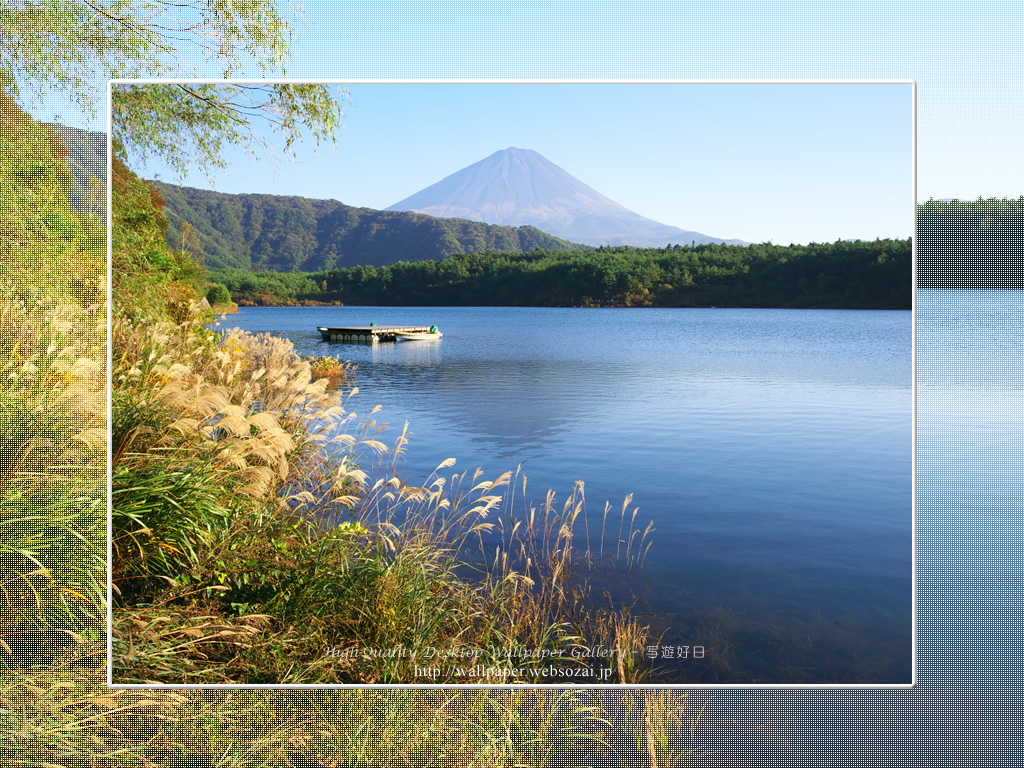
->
xmin=34 ymin=122 xmax=107 ymax=221
xmin=151 ymin=182 xmax=582 ymax=271
xmin=38 ymin=128 xmax=993 ymax=293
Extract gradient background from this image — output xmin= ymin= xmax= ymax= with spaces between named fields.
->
xmin=17 ymin=1 xmax=1020 ymax=764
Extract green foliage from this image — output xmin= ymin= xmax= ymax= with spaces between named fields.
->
xmin=112 ymin=84 xmax=347 ymax=182
xmin=1 ymin=0 xmax=167 ymax=114
xmin=207 ymin=268 xmax=320 ymax=305
xmin=213 ymin=238 xmax=913 ymax=310
xmin=917 ymin=197 xmax=1024 ymax=288
xmin=112 ymin=156 xmax=214 ymax=322
xmin=103 ymin=83 xmax=348 ymax=320
xmin=206 ymin=282 xmax=232 ymax=306
xmin=0 ymin=91 xmax=76 ymax=288
xmin=112 ymin=462 xmax=232 ymax=582
xmin=2 ymin=0 xmax=301 ymax=117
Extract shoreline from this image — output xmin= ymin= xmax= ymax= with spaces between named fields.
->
xmin=230 ymin=298 xmax=911 ymax=310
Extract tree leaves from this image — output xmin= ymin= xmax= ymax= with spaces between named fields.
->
xmin=5 ymin=3 xmax=347 ymax=183
xmin=1 ymin=0 xmax=300 ymax=115
xmin=111 ymin=83 xmax=347 ymax=183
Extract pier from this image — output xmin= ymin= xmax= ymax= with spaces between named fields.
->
xmin=318 ymin=325 xmax=434 ymax=343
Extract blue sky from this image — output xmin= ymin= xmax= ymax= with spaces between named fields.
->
xmin=22 ymin=1 xmax=1015 ymax=246
xmin=27 ymin=1 xmax=1022 ymax=247
xmin=114 ymin=81 xmax=910 ymax=246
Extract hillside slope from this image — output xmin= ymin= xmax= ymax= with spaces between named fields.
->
xmin=152 ymin=182 xmax=582 ymax=271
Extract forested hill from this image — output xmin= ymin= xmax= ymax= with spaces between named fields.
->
xmin=151 ymin=181 xmax=582 ymax=271
xmin=917 ymin=197 xmax=1024 ymax=287
xmin=211 ymin=238 xmax=912 ymax=310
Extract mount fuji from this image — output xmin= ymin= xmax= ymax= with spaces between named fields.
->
xmin=387 ymin=147 xmax=745 ymax=248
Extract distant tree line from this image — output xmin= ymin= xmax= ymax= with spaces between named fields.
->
xmin=211 ymin=237 xmax=912 ymax=309
xmin=917 ymin=197 xmax=1024 ymax=288
xmin=152 ymin=182 xmax=580 ymax=272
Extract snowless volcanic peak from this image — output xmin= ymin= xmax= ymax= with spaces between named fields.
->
xmin=387 ymin=147 xmax=744 ymax=248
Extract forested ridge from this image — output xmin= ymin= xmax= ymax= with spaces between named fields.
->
xmin=202 ymin=195 xmax=1024 ymax=308
xmin=917 ymin=197 xmax=1024 ymax=287
xmin=211 ymin=237 xmax=912 ymax=309
xmin=152 ymin=181 xmax=581 ymax=271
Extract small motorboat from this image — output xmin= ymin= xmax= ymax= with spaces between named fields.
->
xmin=395 ymin=326 xmax=443 ymax=341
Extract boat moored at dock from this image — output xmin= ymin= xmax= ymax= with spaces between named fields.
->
xmin=318 ymin=324 xmax=442 ymax=343
xmin=395 ymin=325 xmax=442 ymax=341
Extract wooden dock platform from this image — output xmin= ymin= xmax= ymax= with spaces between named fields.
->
xmin=318 ymin=325 xmax=434 ymax=343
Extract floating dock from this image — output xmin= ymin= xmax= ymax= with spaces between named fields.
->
xmin=318 ymin=325 xmax=434 ymax=343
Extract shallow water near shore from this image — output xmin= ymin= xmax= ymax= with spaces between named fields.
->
xmin=215 ymin=304 xmax=913 ymax=684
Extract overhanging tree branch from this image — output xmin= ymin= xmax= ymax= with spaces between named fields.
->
xmin=1 ymin=0 xmax=301 ymax=115
xmin=111 ymin=83 xmax=348 ymax=184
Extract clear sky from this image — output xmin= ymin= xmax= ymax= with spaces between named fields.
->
xmin=24 ymin=1 xmax=1021 ymax=244
xmin=118 ymin=82 xmax=911 ymax=246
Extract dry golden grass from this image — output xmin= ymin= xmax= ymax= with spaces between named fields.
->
xmin=2 ymin=671 xmax=730 ymax=767
xmin=0 ymin=290 xmax=107 ymax=675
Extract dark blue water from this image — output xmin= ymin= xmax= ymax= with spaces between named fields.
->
xmin=214 ymin=305 xmax=913 ymax=684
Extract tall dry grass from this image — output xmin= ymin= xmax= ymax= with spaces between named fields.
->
xmin=110 ymin=309 xmax=656 ymax=685
xmin=1 ymin=679 xmax=730 ymax=767
xmin=346 ymin=462 xmax=656 ymax=682
xmin=111 ymin=314 xmax=375 ymax=579
xmin=0 ymin=288 xmax=107 ymax=674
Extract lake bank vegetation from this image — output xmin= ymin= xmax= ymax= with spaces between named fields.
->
xmin=111 ymin=313 xmax=656 ymax=685
xmin=212 ymin=236 xmax=912 ymax=310
xmin=109 ymin=110 xmax=658 ymax=686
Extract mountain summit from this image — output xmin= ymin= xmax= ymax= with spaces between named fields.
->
xmin=387 ymin=147 xmax=743 ymax=247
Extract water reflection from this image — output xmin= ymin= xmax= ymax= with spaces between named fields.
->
xmin=369 ymin=339 xmax=443 ymax=367
xmin=358 ymin=345 xmax=616 ymax=458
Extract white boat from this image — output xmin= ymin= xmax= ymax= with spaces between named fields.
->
xmin=395 ymin=330 xmax=442 ymax=341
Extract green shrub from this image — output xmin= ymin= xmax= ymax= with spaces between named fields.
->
xmin=206 ymin=282 xmax=231 ymax=306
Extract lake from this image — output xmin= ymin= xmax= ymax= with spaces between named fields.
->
xmin=214 ymin=304 xmax=913 ymax=685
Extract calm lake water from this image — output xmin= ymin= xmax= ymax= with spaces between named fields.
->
xmin=216 ymin=305 xmax=913 ymax=684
